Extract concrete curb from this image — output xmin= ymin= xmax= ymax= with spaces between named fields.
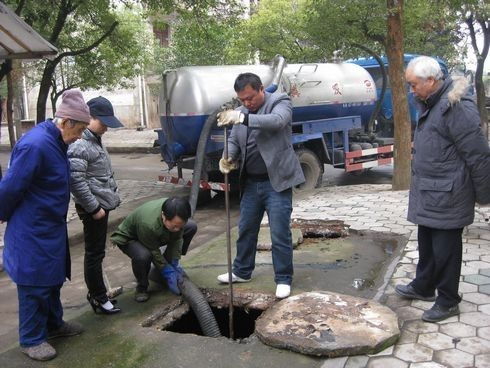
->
xmin=0 ymin=144 xmax=160 ymax=154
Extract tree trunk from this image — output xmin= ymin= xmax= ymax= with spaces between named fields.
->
xmin=36 ymin=60 xmax=57 ymax=122
xmin=7 ymin=71 xmax=16 ymax=148
xmin=474 ymin=60 xmax=489 ymax=139
xmin=386 ymin=0 xmax=411 ymax=191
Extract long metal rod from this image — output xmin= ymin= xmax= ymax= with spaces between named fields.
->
xmin=224 ymin=126 xmax=234 ymax=339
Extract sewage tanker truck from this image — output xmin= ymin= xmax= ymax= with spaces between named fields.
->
xmin=157 ymin=56 xmax=394 ymax=197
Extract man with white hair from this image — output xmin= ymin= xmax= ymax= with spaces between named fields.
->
xmin=0 ymin=90 xmax=90 ymax=361
xmin=396 ymin=56 xmax=490 ymax=322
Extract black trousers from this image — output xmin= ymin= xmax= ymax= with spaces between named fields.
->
xmin=79 ymin=208 xmax=110 ymax=300
xmin=118 ymin=219 xmax=197 ymax=290
xmin=411 ymin=225 xmax=463 ymax=308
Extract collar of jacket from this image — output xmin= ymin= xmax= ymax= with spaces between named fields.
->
xmin=423 ymin=78 xmax=449 ymax=109
xmin=85 ymin=128 xmax=102 ymax=145
xmin=45 ymin=119 xmax=68 ymax=151
xmin=415 ymin=76 xmax=469 ymax=112
xmin=241 ymin=91 xmax=273 ymax=114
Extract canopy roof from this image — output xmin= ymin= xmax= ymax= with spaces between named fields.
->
xmin=0 ymin=2 xmax=57 ymax=60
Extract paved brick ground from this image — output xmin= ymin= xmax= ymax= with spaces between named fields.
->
xmin=292 ymin=184 xmax=490 ymax=368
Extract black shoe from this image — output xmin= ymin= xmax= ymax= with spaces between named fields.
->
xmin=48 ymin=321 xmax=84 ymax=339
xmin=87 ymin=293 xmax=121 ymax=315
xmin=134 ymin=287 xmax=150 ymax=303
xmin=395 ymin=284 xmax=436 ymax=302
xmin=422 ymin=304 xmax=459 ymax=323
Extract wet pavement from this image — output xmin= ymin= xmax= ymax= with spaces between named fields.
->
xmin=0 ymin=181 xmax=489 ymax=367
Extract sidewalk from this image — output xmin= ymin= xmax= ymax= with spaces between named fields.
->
xmin=0 ymin=126 xmax=160 ymax=153
xmin=1 ymin=183 xmax=489 ymax=367
xmin=294 ymin=185 xmax=490 ymax=367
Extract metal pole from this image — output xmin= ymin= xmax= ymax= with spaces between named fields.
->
xmin=224 ymin=126 xmax=234 ymax=339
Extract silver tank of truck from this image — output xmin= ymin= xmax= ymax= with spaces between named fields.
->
xmin=161 ymin=62 xmax=376 ymax=118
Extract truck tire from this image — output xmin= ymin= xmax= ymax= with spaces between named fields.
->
xmin=295 ymin=148 xmax=323 ymax=192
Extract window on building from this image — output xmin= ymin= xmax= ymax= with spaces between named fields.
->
xmin=153 ymin=23 xmax=169 ymax=47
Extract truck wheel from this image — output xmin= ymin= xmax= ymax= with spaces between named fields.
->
xmin=295 ymin=148 xmax=323 ymax=192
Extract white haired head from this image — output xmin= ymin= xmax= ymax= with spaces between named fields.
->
xmin=406 ymin=56 xmax=443 ymax=81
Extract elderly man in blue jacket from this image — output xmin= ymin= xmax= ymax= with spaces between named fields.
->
xmin=216 ymin=73 xmax=305 ymax=299
xmin=396 ymin=56 xmax=490 ymax=322
xmin=0 ymin=90 xmax=90 ymax=361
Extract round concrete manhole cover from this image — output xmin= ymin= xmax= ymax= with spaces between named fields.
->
xmin=255 ymin=291 xmax=399 ymax=357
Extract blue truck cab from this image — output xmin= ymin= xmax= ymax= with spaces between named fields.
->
xmin=349 ymin=54 xmax=449 ymax=128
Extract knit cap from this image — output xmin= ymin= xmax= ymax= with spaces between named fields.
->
xmin=55 ymin=89 xmax=91 ymax=123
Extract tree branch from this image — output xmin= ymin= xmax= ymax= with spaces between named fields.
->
xmin=15 ymin=0 xmax=26 ymax=15
xmin=466 ymin=14 xmax=480 ymax=57
xmin=49 ymin=0 xmax=81 ymax=44
xmin=0 ymin=60 xmax=12 ymax=83
xmin=54 ymin=21 xmax=119 ymax=62
xmin=361 ymin=20 xmax=385 ymax=46
xmin=476 ymin=18 xmax=489 ymax=60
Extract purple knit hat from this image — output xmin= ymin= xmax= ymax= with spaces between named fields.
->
xmin=55 ymin=89 xmax=91 ymax=123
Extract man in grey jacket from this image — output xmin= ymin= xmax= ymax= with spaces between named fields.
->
xmin=396 ymin=56 xmax=490 ymax=322
xmin=216 ymin=73 xmax=305 ymax=298
xmin=68 ymin=96 xmax=123 ymax=314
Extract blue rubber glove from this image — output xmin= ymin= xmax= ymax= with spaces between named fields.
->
xmin=170 ymin=259 xmax=184 ymax=275
xmin=161 ymin=264 xmax=182 ymax=295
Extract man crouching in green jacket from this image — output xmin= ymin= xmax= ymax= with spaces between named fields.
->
xmin=111 ymin=197 xmax=197 ymax=302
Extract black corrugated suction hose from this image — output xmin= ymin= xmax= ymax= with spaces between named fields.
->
xmin=179 ymin=276 xmax=222 ymax=337
xmin=188 ymin=109 xmax=220 ymax=216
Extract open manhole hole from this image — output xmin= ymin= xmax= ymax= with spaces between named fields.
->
xmin=142 ymin=290 xmax=276 ymax=340
xmin=291 ymin=218 xmax=349 ymax=238
xmin=167 ymin=305 xmax=262 ymax=338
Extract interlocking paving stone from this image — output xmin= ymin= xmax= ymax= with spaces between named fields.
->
xmin=418 ymin=332 xmax=456 ymax=350
xmin=410 ymin=362 xmax=448 ymax=368
xmin=411 ymin=300 xmax=435 ymax=311
xmin=465 ymin=274 xmax=490 ymax=285
xmin=481 ymin=285 xmax=490 ymax=295
xmin=463 ymin=253 xmax=481 ymax=261
xmin=475 ymin=353 xmax=490 ymax=368
xmin=402 ymin=320 xmax=439 ymax=335
xmin=395 ymin=306 xmax=425 ymax=322
xmin=344 ymin=355 xmax=369 ymax=368
xmin=459 ymin=300 xmax=478 ymax=313
xmin=463 ymin=292 xmax=490 ymax=305
xmin=460 ymin=312 xmax=490 ymax=327
xmin=433 ymin=348 xmax=474 ymax=368
xmin=466 ymin=261 xmax=490 ymax=270
xmin=404 ymin=251 xmax=419 ymax=259
xmin=482 ymin=269 xmax=490 ymax=277
xmin=479 ymin=327 xmax=490 ymax=340
xmin=459 ymin=281 xmax=479 ymax=293
xmin=480 ymin=304 xmax=490 ymax=314
xmin=435 ymin=315 xmax=459 ymax=324
xmin=457 ymin=336 xmax=490 ymax=355
xmin=366 ymin=356 xmax=408 ymax=368
xmin=320 ymin=356 xmax=348 ymax=368
xmin=393 ymin=343 xmax=433 ymax=362
xmin=466 ymin=246 xmax=490 ymax=255
xmin=368 ymin=346 xmax=394 ymax=357
xmin=440 ymin=322 xmax=476 ymax=338
xmin=461 ymin=266 xmax=481 ymax=276
xmin=383 ymin=294 xmax=411 ymax=310
xmin=397 ymin=329 xmax=417 ymax=344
